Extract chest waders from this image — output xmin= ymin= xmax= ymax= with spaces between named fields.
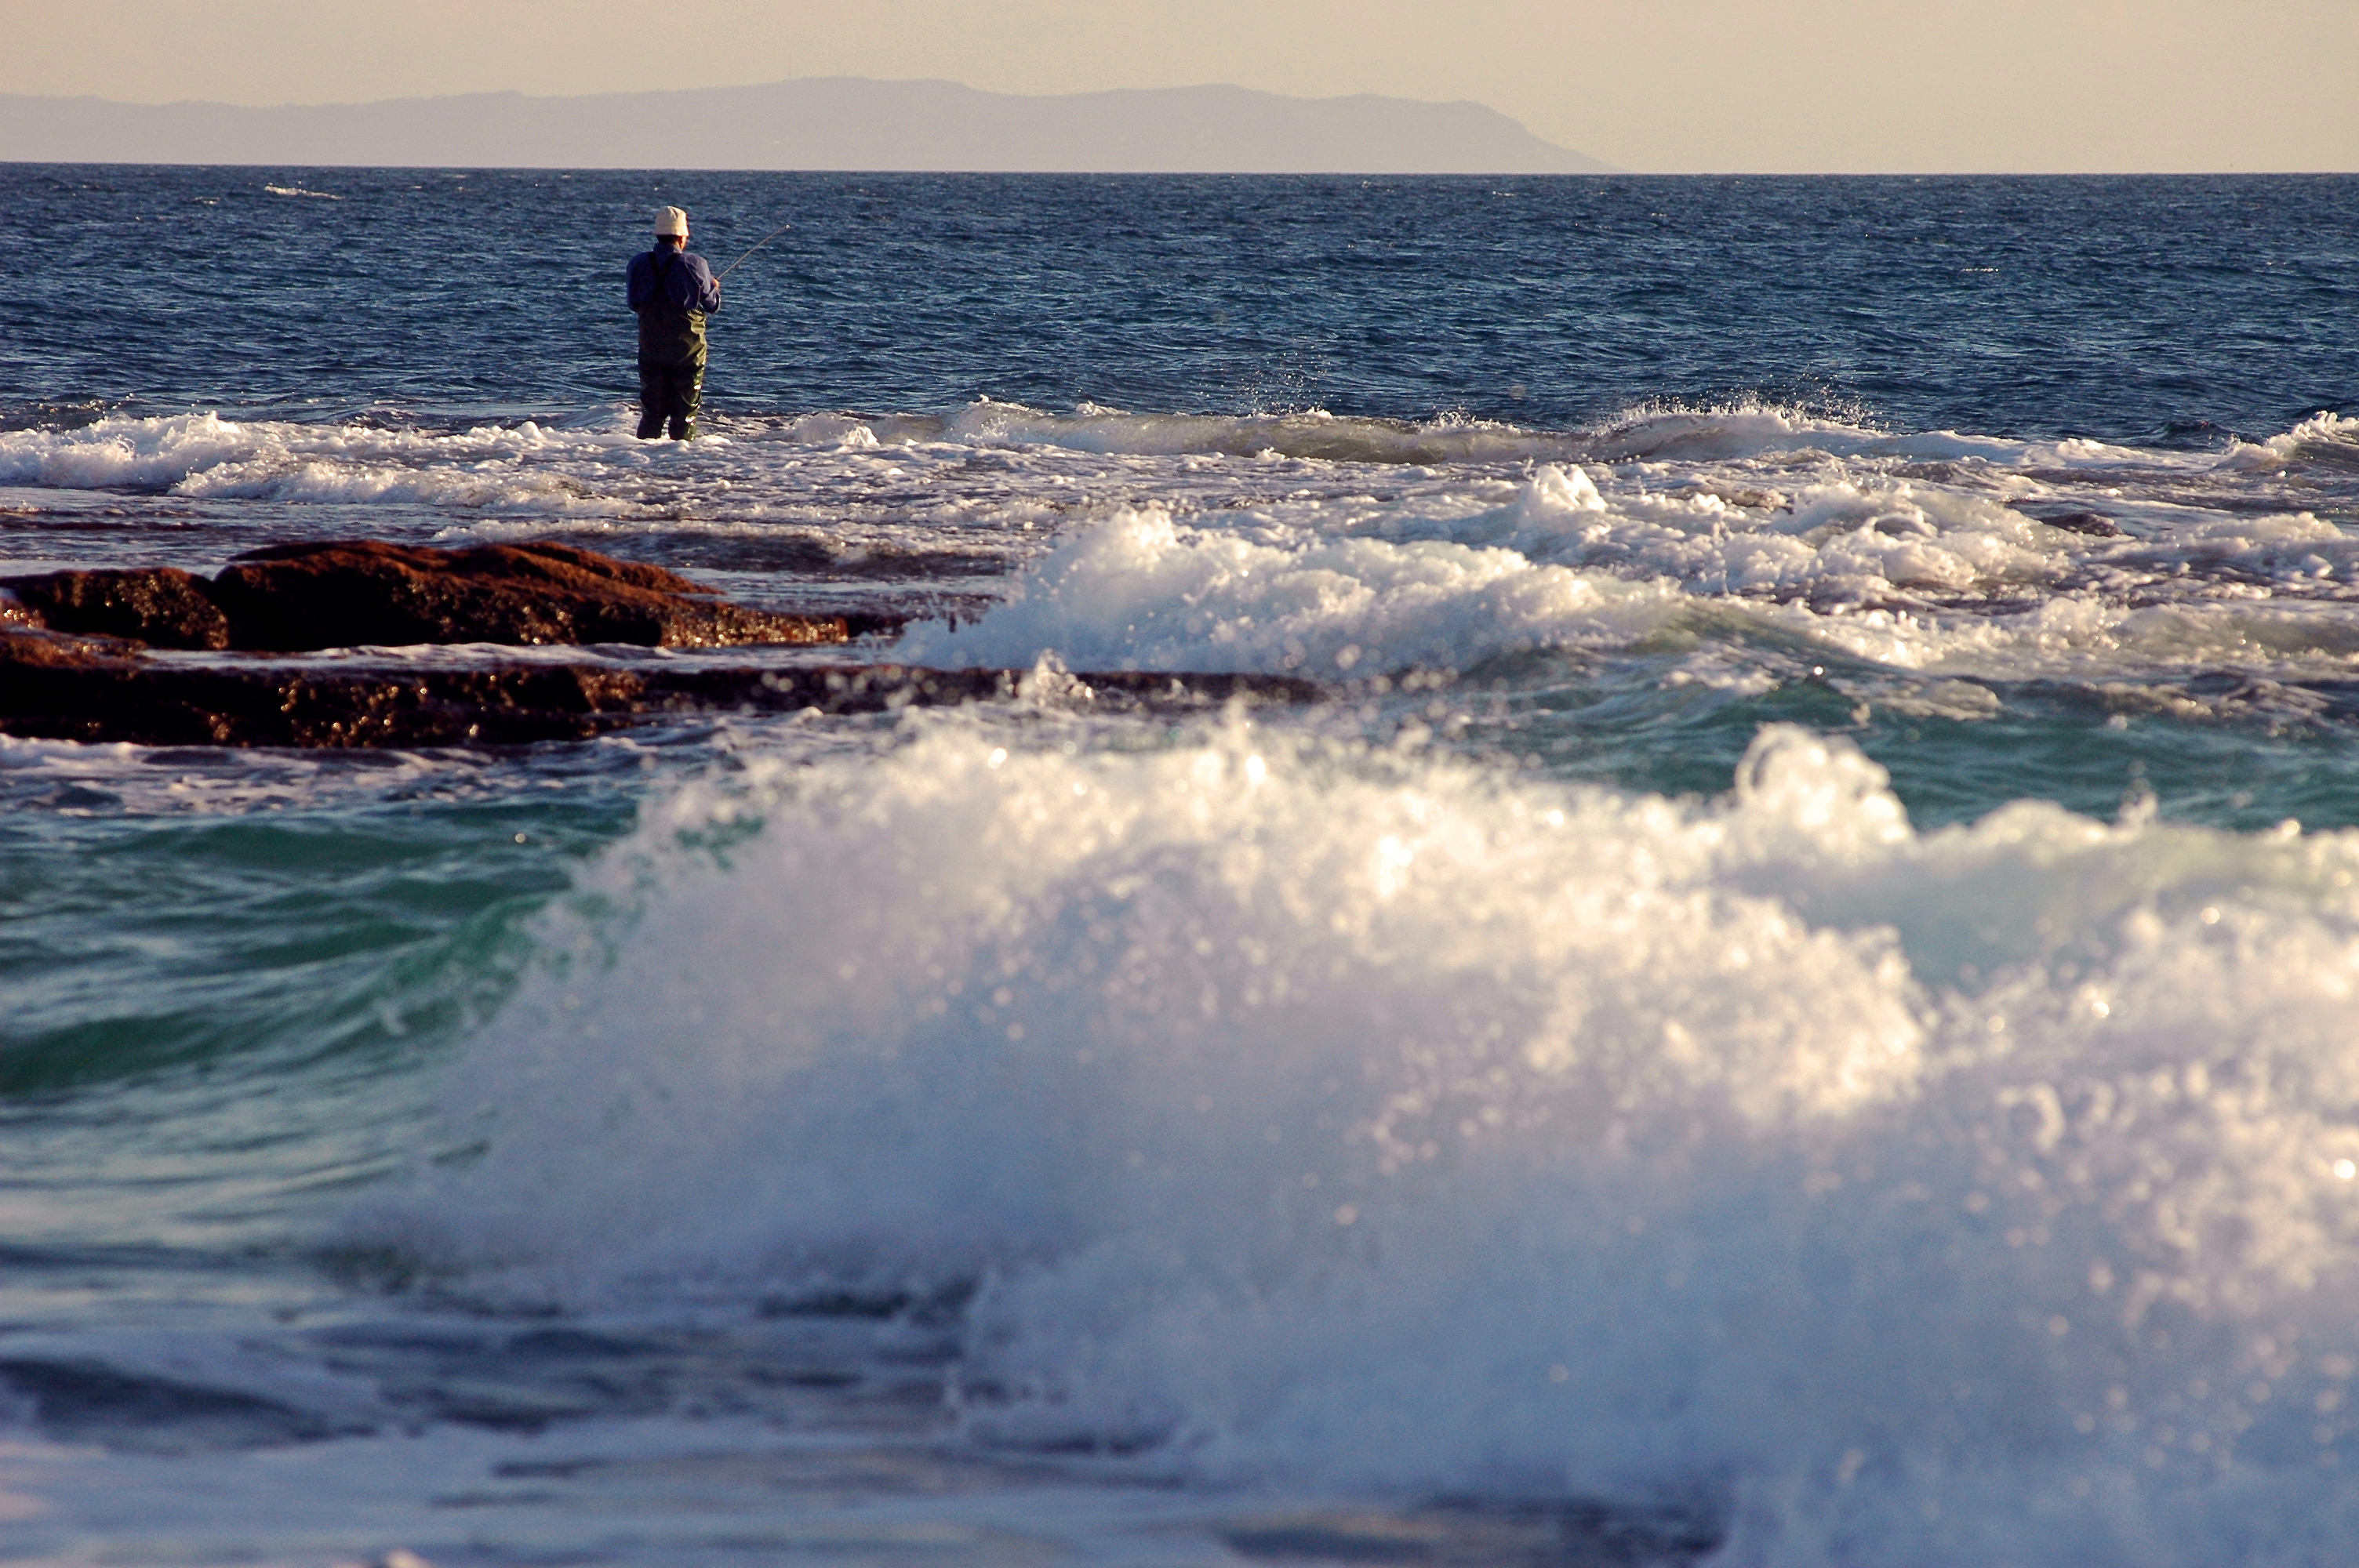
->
xmin=636 ymin=249 xmax=708 ymax=441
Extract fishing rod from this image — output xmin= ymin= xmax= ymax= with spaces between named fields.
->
xmin=715 ymin=220 xmax=796 ymax=281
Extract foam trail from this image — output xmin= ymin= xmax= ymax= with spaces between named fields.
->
xmin=364 ymin=717 xmax=2359 ymax=1565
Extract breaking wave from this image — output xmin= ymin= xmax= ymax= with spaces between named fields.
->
xmin=898 ymin=467 xmax=2359 ymax=683
xmin=0 ymin=412 xmax=634 ymax=513
xmin=359 ymin=717 xmax=2359 ymax=1565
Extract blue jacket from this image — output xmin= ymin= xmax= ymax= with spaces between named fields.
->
xmin=626 ymin=244 xmax=721 ymax=317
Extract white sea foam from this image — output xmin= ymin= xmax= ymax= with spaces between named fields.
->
xmin=1589 ymin=406 xmax=1990 ymax=465
xmin=917 ymin=398 xmax=2149 ymax=470
xmin=893 ymin=480 xmax=2359 ymax=686
xmin=0 ymin=412 xmax=631 ymax=513
xmin=8 ymin=412 xmax=2352 ymax=698
xmin=365 ymin=717 xmax=2359 ymax=1565
xmin=0 ymin=406 xmax=2332 ymax=513
xmin=929 ymin=399 xmax=1593 ymax=465
xmin=1373 ymin=462 xmax=2359 ymax=614
xmin=0 ymin=412 xmax=274 ymax=491
xmin=1368 ymin=463 xmax=2068 ymax=600
xmin=894 ymin=502 xmax=1681 ymax=673
xmin=2219 ymin=412 xmax=2359 ymax=472
xmin=1736 ymin=592 xmax=2359 ymax=698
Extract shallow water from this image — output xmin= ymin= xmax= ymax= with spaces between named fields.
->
xmin=1 ymin=166 xmax=2357 ymax=1566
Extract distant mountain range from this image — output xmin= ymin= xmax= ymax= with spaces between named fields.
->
xmin=0 ymin=78 xmax=1612 ymax=175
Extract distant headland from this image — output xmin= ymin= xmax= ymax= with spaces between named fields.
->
xmin=0 ymin=78 xmax=1615 ymax=174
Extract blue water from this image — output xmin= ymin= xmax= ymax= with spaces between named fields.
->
xmin=3 ymin=166 xmax=2358 ymax=1567
xmin=9 ymin=169 xmax=2352 ymax=440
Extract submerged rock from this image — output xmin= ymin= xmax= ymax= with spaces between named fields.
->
xmin=2003 ymin=502 xmax=2123 ymax=538
xmin=2 ymin=540 xmax=890 ymax=652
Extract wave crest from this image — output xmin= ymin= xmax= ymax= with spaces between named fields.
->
xmin=354 ymin=717 xmax=2359 ymax=1562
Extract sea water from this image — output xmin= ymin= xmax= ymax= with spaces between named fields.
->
xmin=1 ymin=166 xmax=2357 ymax=1566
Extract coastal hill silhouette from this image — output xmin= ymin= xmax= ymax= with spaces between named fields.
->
xmin=0 ymin=78 xmax=1614 ymax=173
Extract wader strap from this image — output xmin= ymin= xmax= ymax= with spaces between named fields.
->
xmin=650 ymin=249 xmax=677 ymax=307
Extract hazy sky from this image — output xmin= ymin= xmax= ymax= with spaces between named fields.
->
xmin=9 ymin=0 xmax=2354 ymax=172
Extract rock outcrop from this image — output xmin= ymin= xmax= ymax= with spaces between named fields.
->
xmin=3 ymin=540 xmax=892 ymax=652
xmin=0 ymin=538 xmax=1318 ymax=748
xmin=0 ymin=633 xmax=1316 ymax=748
xmin=1 ymin=567 xmax=234 ymax=649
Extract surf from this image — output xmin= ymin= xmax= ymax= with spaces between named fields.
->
xmin=328 ymin=713 xmax=2359 ymax=1564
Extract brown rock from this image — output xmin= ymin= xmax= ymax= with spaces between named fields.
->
xmin=2 ymin=567 xmax=234 ymax=649
xmin=0 ymin=637 xmax=1321 ymax=750
xmin=0 ymin=626 xmax=147 ymax=670
xmin=209 ymin=540 xmax=851 ymax=651
xmin=0 ymin=539 xmax=1310 ymax=748
xmin=2 ymin=540 xmax=889 ymax=654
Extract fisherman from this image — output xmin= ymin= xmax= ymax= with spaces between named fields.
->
xmin=625 ymin=207 xmax=722 ymax=441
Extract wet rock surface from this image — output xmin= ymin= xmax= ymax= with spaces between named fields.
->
xmin=0 ymin=649 xmax=1320 ymax=748
xmin=0 ymin=626 xmax=148 ymax=671
xmin=3 ymin=566 xmax=236 ymax=650
xmin=3 ymin=540 xmax=894 ymax=652
xmin=2004 ymin=501 xmax=2124 ymax=538
xmin=0 ymin=539 xmax=1319 ymax=748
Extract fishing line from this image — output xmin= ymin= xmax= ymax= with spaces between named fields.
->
xmin=716 ymin=220 xmax=796 ymax=281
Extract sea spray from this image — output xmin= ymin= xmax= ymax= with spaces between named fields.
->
xmin=358 ymin=714 xmax=2359 ymax=1563
xmin=893 ymin=499 xmax=1685 ymax=673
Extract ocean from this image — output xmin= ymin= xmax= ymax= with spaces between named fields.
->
xmin=2 ymin=165 xmax=2357 ymax=1566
